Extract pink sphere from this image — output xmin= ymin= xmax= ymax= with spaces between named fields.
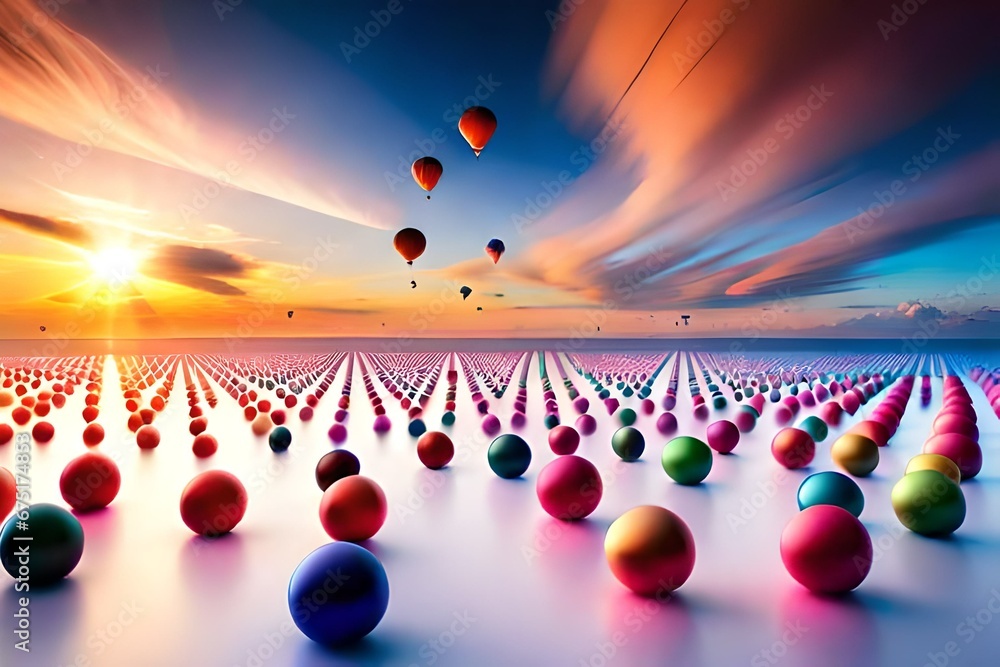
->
xmin=510 ymin=412 xmax=526 ymax=429
xmin=771 ymin=428 xmax=816 ymax=469
xmin=820 ymin=401 xmax=843 ymax=426
xmin=328 ymin=423 xmax=348 ymax=444
xmin=706 ymin=420 xmax=739 ymax=454
xmin=840 ymin=392 xmax=860 ymax=415
xmin=734 ymin=409 xmax=756 ymax=433
xmin=572 ymin=397 xmax=590 ymax=414
xmin=481 ymin=413 xmax=502 ymax=436
xmin=774 ymin=406 xmax=793 ymax=426
xmin=535 ymin=455 xmax=602 ymax=521
xmin=932 ymin=413 xmax=979 ymax=442
xmin=780 ymin=505 xmax=872 ymax=593
xmin=372 ymin=415 xmax=391 ymax=433
xmin=548 ymin=425 xmax=580 ymax=455
xmin=575 ymin=413 xmax=597 ymax=436
xmin=655 ymin=412 xmax=678 ymax=435
xmin=923 ymin=433 xmax=982 ymax=480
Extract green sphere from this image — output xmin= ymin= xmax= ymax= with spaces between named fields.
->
xmin=543 ymin=413 xmax=560 ymax=430
xmin=661 ymin=436 xmax=713 ymax=485
xmin=488 ymin=434 xmax=532 ymax=479
xmin=891 ymin=470 xmax=966 ymax=536
xmin=798 ymin=415 xmax=829 ymax=443
xmin=611 ymin=426 xmax=645 ymax=462
xmin=618 ymin=408 xmax=637 ymax=427
xmin=441 ymin=411 xmax=455 ymax=427
xmin=712 ymin=395 xmax=727 ymax=409
xmin=1 ymin=504 xmax=84 ymax=586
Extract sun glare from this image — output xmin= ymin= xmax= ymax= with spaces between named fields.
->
xmin=89 ymin=247 xmax=141 ymax=284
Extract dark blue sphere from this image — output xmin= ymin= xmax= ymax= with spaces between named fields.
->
xmin=268 ymin=426 xmax=292 ymax=452
xmin=1 ymin=504 xmax=84 ymax=586
xmin=288 ymin=542 xmax=389 ymax=646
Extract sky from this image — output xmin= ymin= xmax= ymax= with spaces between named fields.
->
xmin=0 ymin=0 xmax=998 ymax=340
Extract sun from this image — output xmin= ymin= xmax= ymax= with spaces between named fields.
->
xmin=88 ymin=247 xmax=141 ymax=284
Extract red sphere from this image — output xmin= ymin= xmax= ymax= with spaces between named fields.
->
xmin=820 ymin=401 xmax=843 ymax=426
xmin=299 ymin=406 xmax=314 ymax=421
xmin=780 ymin=505 xmax=872 ymax=593
xmin=535 ymin=455 xmax=603 ymax=521
xmin=416 ymin=431 xmax=454 ymax=470
xmin=706 ymin=420 xmax=739 ymax=454
xmin=771 ymin=428 xmax=815 ymax=469
xmin=192 ymin=434 xmax=218 ymax=458
xmin=0 ymin=467 xmax=15 ymax=519
xmin=548 ymin=425 xmax=581 ymax=455
xmin=82 ymin=405 xmax=100 ymax=423
xmin=848 ymin=420 xmax=891 ymax=447
xmin=33 ymin=401 xmax=51 ymax=417
xmin=0 ymin=424 xmax=13 ymax=445
xmin=932 ymin=413 xmax=979 ymax=442
xmin=82 ymin=423 xmax=105 ymax=447
xmin=923 ymin=433 xmax=982 ymax=480
xmin=319 ymin=476 xmax=387 ymax=542
xmin=32 ymin=421 xmax=55 ymax=443
xmin=180 ymin=471 xmax=248 ymax=536
xmin=189 ymin=417 xmax=208 ymax=436
xmin=12 ymin=407 xmax=31 ymax=426
xmin=136 ymin=425 xmax=161 ymax=450
xmin=60 ymin=453 xmax=121 ymax=511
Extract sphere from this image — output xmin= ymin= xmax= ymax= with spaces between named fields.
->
xmin=0 ymin=468 xmax=14 ymax=519
xmin=82 ymin=423 xmax=105 ymax=446
xmin=319 ymin=476 xmax=387 ymax=542
xmin=0 ymin=424 xmax=13 ymax=445
xmin=536 ymin=455 xmax=603 ymax=520
xmin=706 ymin=420 xmax=739 ymax=454
xmin=661 ymin=436 xmax=713 ymax=485
xmin=798 ymin=415 xmax=828 ymax=443
xmin=180 ymin=471 xmax=248 ymax=537
xmin=780 ymin=505 xmax=872 ymax=594
xmin=604 ymin=506 xmax=695 ymax=597
xmin=1 ymin=504 xmax=85 ymax=586
xmin=797 ymin=471 xmax=864 ymax=517
xmin=189 ymin=417 xmax=208 ymax=436
xmin=820 ymin=401 xmax=843 ymax=426
xmin=136 ymin=424 xmax=160 ymax=449
xmin=251 ymin=414 xmax=272 ymax=436
xmin=771 ymin=428 xmax=815 ymax=469
xmin=905 ymin=453 xmax=961 ymax=485
xmin=548 ymin=425 xmax=580 ymax=455
xmin=543 ymin=413 xmax=560 ymax=430
xmin=611 ymin=426 xmax=645 ymax=462
xmin=734 ymin=407 xmax=757 ymax=433
xmin=509 ymin=412 xmax=525 ymax=429
xmin=288 ymin=542 xmax=389 ymax=645
xmin=481 ymin=414 xmax=501 ymax=436
xmin=441 ymin=411 xmax=456 ymax=427
xmin=488 ymin=434 xmax=532 ymax=479
xmin=192 ymin=434 xmax=218 ymax=458
xmin=407 ymin=418 xmax=426 ymax=437
xmin=575 ymin=413 xmax=597 ymax=436
xmin=32 ymin=421 xmax=55 ymax=443
xmin=831 ymin=434 xmax=879 ymax=477
xmin=891 ymin=470 xmax=966 ymax=536
xmin=417 ymin=431 xmax=454 ymax=470
xmin=618 ymin=408 xmax=637 ymax=427
xmin=268 ymin=426 xmax=292 ymax=453
xmin=59 ymin=453 xmax=120 ymax=512
xmin=328 ymin=423 xmax=348 ymax=444
xmin=848 ymin=420 xmax=890 ymax=448
xmin=316 ymin=450 xmax=361 ymax=491
xmin=655 ymin=412 xmax=678 ymax=435
xmin=922 ymin=433 xmax=982 ymax=480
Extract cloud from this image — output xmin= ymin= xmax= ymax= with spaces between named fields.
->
xmin=142 ymin=245 xmax=257 ymax=295
xmin=0 ymin=208 xmax=93 ymax=247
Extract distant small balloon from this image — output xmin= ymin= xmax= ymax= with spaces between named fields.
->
xmin=39 ymin=326 xmax=46 ymax=332
xmin=485 ymin=238 xmax=505 ymax=264
xmin=287 ymin=311 xmax=294 ymax=319
xmin=476 ymin=306 xmax=483 ymax=311
xmin=460 ymin=286 xmax=472 ymax=300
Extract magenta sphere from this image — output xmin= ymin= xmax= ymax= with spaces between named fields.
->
xmin=922 ymin=432 xmax=982 ymax=480
xmin=572 ymin=396 xmax=590 ymax=414
xmin=576 ymin=413 xmax=597 ymax=436
xmin=841 ymin=392 xmax=861 ymax=416
xmin=548 ymin=425 xmax=581 ymax=455
xmin=510 ymin=412 xmax=526 ymax=429
xmin=481 ymin=413 xmax=502 ymax=436
xmin=734 ymin=408 xmax=757 ymax=433
xmin=706 ymin=420 xmax=739 ymax=454
xmin=820 ymin=401 xmax=843 ymax=426
xmin=372 ymin=414 xmax=392 ymax=434
xmin=327 ymin=423 xmax=348 ymax=444
xmin=780 ymin=505 xmax=872 ymax=594
xmin=535 ymin=455 xmax=602 ymax=520
xmin=655 ymin=412 xmax=678 ymax=435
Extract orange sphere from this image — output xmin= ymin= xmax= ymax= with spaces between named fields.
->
xmin=831 ymin=434 xmax=879 ymax=477
xmin=604 ymin=505 xmax=696 ymax=597
xmin=905 ymin=453 xmax=961 ymax=485
xmin=319 ymin=476 xmax=387 ymax=542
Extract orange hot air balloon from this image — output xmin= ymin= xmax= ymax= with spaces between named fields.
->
xmin=411 ymin=157 xmax=443 ymax=199
xmin=458 ymin=106 xmax=497 ymax=158
xmin=393 ymin=228 xmax=426 ymax=265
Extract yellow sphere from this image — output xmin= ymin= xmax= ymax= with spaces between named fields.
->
xmin=831 ymin=434 xmax=879 ymax=477
xmin=251 ymin=413 xmax=272 ymax=436
xmin=905 ymin=453 xmax=961 ymax=485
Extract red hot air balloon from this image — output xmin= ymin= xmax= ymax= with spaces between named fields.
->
xmin=485 ymin=238 xmax=505 ymax=264
xmin=393 ymin=228 xmax=426 ymax=266
xmin=458 ymin=107 xmax=497 ymax=158
xmin=411 ymin=157 xmax=443 ymax=199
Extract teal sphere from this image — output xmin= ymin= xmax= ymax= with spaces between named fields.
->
xmin=798 ymin=415 xmax=829 ymax=443
xmin=543 ymin=413 xmax=560 ymax=430
xmin=611 ymin=426 xmax=645 ymax=462
xmin=797 ymin=471 xmax=865 ymax=517
xmin=441 ymin=411 xmax=455 ymax=427
xmin=488 ymin=434 xmax=532 ymax=479
xmin=661 ymin=436 xmax=713 ymax=485
xmin=618 ymin=408 xmax=637 ymax=427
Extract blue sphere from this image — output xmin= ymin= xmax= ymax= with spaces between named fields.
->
xmin=288 ymin=542 xmax=389 ymax=645
xmin=408 ymin=419 xmax=427 ymax=437
xmin=797 ymin=471 xmax=865 ymax=517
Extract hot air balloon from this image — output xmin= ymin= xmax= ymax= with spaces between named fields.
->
xmin=458 ymin=106 xmax=497 ymax=158
xmin=287 ymin=311 xmax=294 ymax=319
xmin=485 ymin=238 xmax=505 ymax=264
xmin=460 ymin=286 xmax=472 ymax=300
xmin=39 ymin=325 xmax=46 ymax=332
xmin=393 ymin=228 xmax=426 ymax=265
xmin=411 ymin=157 xmax=443 ymax=199
xmin=476 ymin=306 xmax=483 ymax=311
